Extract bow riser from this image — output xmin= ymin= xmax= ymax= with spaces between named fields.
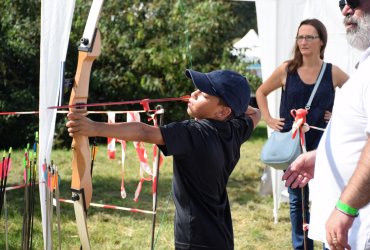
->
xmin=70 ymin=31 xmax=101 ymax=111
xmin=68 ymin=16 xmax=101 ymax=248
xmin=69 ymin=29 xmax=101 ymax=209
xmin=71 ymin=137 xmax=92 ymax=207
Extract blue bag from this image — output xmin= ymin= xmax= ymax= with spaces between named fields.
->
xmin=260 ymin=62 xmax=327 ymax=170
xmin=260 ymin=129 xmax=302 ymax=170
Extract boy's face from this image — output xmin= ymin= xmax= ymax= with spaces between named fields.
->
xmin=187 ymin=89 xmax=230 ymax=120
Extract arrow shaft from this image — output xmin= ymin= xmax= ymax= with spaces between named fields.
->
xmin=48 ymin=95 xmax=190 ymax=110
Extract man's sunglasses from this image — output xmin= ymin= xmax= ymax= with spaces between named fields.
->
xmin=339 ymin=0 xmax=361 ymax=11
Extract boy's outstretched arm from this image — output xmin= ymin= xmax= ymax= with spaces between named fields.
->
xmin=66 ymin=112 xmax=165 ymax=145
xmin=245 ymin=106 xmax=261 ymax=129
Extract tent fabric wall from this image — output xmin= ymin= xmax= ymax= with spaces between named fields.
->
xmin=39 ymin=1 xmax=75 ymax=248
xmin=240 ymin=0 xmax=362 ymax=223
xmin=255 ymin=0 xmax=308 ymax=223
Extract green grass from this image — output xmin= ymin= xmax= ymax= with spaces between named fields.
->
xmin=0 ymin=122 xmax=322 ymax=249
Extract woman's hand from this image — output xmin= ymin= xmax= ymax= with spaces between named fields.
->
xmin=266 ymin=117 xmax=285 ymax=131
xmin=324 ymin=110 xmax=332 ymax=123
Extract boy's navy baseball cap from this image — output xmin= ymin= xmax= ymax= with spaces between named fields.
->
xmin=185 ymin=69 xmax=251 ymax=116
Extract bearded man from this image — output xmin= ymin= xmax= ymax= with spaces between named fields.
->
xmin=282 ymin=1 xmax=370 ymax=249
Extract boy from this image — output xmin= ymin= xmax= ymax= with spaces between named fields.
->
xmin=66 ymin=69 xmax=261 ymax=249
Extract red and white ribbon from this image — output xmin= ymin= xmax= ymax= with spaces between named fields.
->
xmin=57 ymin=198 xmax=155 ymax=214
xmin=105 ymin=110 xmax=164 ymax=202
xmin=118 ymin=139 xmax=127 ymax=199
xmin=107 ymin=112 xmax=116 ymax=159
xmin=127 ymin=112 xmax=152 ymax=202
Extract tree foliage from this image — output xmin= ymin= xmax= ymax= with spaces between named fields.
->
xmin=0 ymin=0 xmax=258 ymax=148
xmin=0 ymin=0 xmax=40 ymax=148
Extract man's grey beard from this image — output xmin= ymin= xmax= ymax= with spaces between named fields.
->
xmin=344 ymin=14 xmax=370 ymax=51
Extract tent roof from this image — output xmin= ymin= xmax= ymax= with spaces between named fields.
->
xmin=232 ymin=29 xmax=261 ymax=61
xmin=233 ymin=29 xmax=259 ymax=49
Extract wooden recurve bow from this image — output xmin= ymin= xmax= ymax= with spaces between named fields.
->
xmin=68 ymin=1 xmax=104 ymax=249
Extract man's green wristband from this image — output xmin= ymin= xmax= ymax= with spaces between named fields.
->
xmin=336 ymin=200 xmax=359 ymax=217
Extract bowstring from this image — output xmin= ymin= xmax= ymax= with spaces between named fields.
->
xmin=152 ymin=1 xmax=191 ymax=248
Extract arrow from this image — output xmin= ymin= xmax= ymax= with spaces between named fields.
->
xmin=48 ymin=95 xmax=190 ymax=110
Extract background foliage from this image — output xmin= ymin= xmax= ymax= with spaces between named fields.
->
xmin=0 ymin=0 xmax=260 ymax=148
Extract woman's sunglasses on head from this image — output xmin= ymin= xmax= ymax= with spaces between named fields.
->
xmin=339 ymin=0 xmax=361 ymax=11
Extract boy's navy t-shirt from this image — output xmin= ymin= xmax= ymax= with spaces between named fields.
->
xmin=158 ymin=116 xmax=254 ymax=249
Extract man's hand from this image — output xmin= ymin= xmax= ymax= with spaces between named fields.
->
xmin=282 ymin=150 xmax=316 ymax=188
xmin=325 ymin=208 xmax=354 ymax=250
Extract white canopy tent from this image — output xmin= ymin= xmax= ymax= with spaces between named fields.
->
xmin=238 ymin=0 xmax=361 ymax=223
xmin=234 ymin=28 xmax=260 ymax=49
xmin=39 ymin=1 xmax=75 ymax=248
xmin=232 ymin=28 xmax=261 ymax=62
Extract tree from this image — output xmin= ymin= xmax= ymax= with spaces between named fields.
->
xmin=0 ymin=0 xmax=40 ymax=147
xmin=0 ymin=0 xmax=257 ymax=148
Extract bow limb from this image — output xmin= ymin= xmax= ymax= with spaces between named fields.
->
xmin=69 ymin=1 xmax=103 ymax=249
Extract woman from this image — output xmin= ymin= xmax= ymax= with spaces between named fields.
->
xmin=256 ymin=19 xmax=348 ymax=250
